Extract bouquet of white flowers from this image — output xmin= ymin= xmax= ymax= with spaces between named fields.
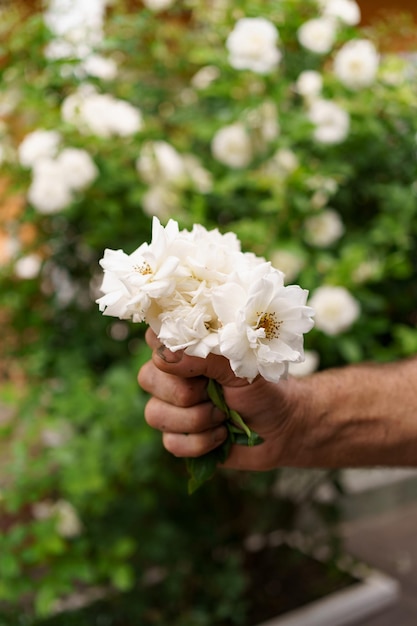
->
xmin=97 ymin=217 xmax=314 ymax=491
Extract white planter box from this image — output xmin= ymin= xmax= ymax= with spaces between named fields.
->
xmin=256 ymin=568 xmax=399 ymax=626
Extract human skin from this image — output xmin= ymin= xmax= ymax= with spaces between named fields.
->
xmin=138 ymin=329 xmax=417 ymax=470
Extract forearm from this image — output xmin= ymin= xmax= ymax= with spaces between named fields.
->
xmin=299 ymin=357 xmax=417 ymax=467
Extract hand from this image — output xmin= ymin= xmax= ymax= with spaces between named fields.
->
xmin=138 ymin=329 xmax=312 ymax=471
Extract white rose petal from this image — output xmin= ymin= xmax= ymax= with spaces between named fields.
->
xmin=211 ymin=123 xmax=252 ymax=168
xmin=309 ymin=285 xmax=360 ymax=335
xmin=334 ymin=39 xmax=380 ymax=90
xmin=297 ymin=17 xmax=338 ymax=55
xmin=226 ymin=17 xmax=282 ymax=75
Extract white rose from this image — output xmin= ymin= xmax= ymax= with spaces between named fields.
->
xmin=141 ymin=185 xmax=181 ymax=221
xmin=270 ymin=249 xmax=305 ymax=283
xmin=57 ymin=147 xmax=99 ymax=190
xmin=309 ymin=285 xmax=360 ymax=335
xmin=226 ymin=17 xmax=282 ymax=74
xmin=308 ymin=99 xmax=350 ymax=144
xmin=14 ymin=254 xmax=42 ymax=279
xmin=81 ymin=54 xmax=118 ymax=80
xmin=53 ymin=500 xmax=83 ymax=538
xmin=334 ymin=39 xmax=380 ymax=90
xmin=136 ymin=141 xmax=186 ymax=185
xmin=183 ymin=154 xmax=213 ymax=193
xmin=18 ymin=129 xmax=61 ymax=168
xmin=295 ymin=70 xmax=323 ymax=100
xmin=191 ymin=65 xmax=220 ymax=90
xmin=142 ymin=0 xmax=176 ymax=11
xmin=211 ymin=123 xmax=252 ymax=168
xmin=321 ymin=0 xmax=361 ymax=26
xmin=28 ymin=160 xmax=74 ymax=214
xmin=304 ymin=209 xmax=345 ymax=247
xmin=297 ymin=17 xmax=338 ymax=54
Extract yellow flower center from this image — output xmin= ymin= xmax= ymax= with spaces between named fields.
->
xmin=134 ymin=261 xmax=153 ymax=276
xmin=256 ymin=311 xmax=282 ymax=340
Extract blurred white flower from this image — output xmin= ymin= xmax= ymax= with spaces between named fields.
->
xmin=289 ymin=350 xmax=320 ymax=377
xmin=309 ymin=285 xmax=360 ymax=335
xmin=18 ymin=129 xmax=61 ymax=168
xmin=141 ymin=185 xmax=181 ymax=221
xmin=81 ymin=54 xmax=118 ymax=80
xmin=295 ymin=70 xmax=323 ymax=100
xmin=14 ymin=254 xmax=42 ymax=279
xmin=143 ymin=0 xmax=176 ymax=11
xmin=32 ymin=499 xmax=83 ymax=538
xmin=297 ymin=17 xmax=337 ymax=54
xmin=308 ymin=99 xmax=350 ymax=144
xmin=28 ymin=160 xmax=74 ymax=214
xmin=183 ymin=154 xmax=213 ymax=193
xmin=211 ymin=123 xmax=252 ymax=168
xmin=267 ymin=148 xmax=299 ymax=178
xmin=270 ymin=249 xmax=305 ymax=283
xmin=304 ymin=209 xmax=344 ymax=247
xmin=44 ymin=0 xmax=105 ymax=59
xmin=54 ymin=500 xmax=83 ymax=538
xmin=57 ymin=147 xmax=99 ymax=190
xmin=321 ymin=0 xmax=361 ymax=26
xmin=136 ymin=141 xmax=186 ymax=186
xmin=62 ymin=88 xmax=143 ymax=137
xmin=247 ymin=101 xmax=280 ymax=146
xmin=226 ymin=17 xmax=282 ymax=74
xmin=334 ymin=39 xmax=380 ymax=90
xmin=191 ymin=65 xmax=221 ymax=90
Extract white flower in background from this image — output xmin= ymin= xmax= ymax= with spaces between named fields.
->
xmin=136 ymin=141 xmax=186 ymax=186
xmin=321 ymin=0 xmax=361 ymax=26
xmin=44 ymin=0 xmax=106 ymax=59
xmin=247 ymin=101 xmax=280 ymax=145
xmin=226 ymin=17 xmax=282 ymax=74
xmin=62 ymin=88 xmax=143 ymax=137
xmin=14 ymin=254 xmax=42 ymax=279
xmin=141 ymin=185 xmax=181 ymax=221
xmin=308 ymin=99 xmax=350 ymax=144
xmin=57 ymin=148 xmax=99 ymax=190
xmin=28 ymin=160 xmax=74 ymax=214
xmin=297 ymin=17 xmax=337 ymax=54
xmin=211 ymin=123 xmax=253 ymax=168
xmin=183 ymin=154 xmax=213 ymax=193
xmin=18 ymin=129 xmax=61 ymax=168
xmin=295 ymin=70 xmax=323 ymax=100
xmin=80 ymin=54 xmax=118 ymax=80
xmin=289 ymin=350 xmax=320 ymax=377
xmin=270 ymin=249 xmax=305 ymax=283
xmin=309 ymin=285 xmax=360 ymax=335
xmin=143 ymin=0 xmax=176 ymax=11
xmin=334 ymin=39 xmax=380 ymax=89
xmin=32 ymin=499 xmax=83 ymax=538
xmin=266 ymin=148 xmax=299 ymax=177
xmin=213 ymin=264 xmax=315 ymax=382
xmin=191 ymin=65 xmax=221 ymax=90
xmin=304 ymin=209 xmax=345 ymax=247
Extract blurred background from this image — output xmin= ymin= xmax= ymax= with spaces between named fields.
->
xmin=0 ymin=0 xmax=416 ymax=624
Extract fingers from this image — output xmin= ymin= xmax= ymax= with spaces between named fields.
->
xmin=144 ymin=396 xmax=225 ymax=434
xmin=144 ymin=328 xmax=247 ymax=389
xmin=163 ymin=427 xmax=227 ymax=457
xmin=138 ymin=359 xmax=208 ymax=407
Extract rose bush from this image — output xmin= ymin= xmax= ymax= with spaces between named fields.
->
xmin=0 ymin=0 xmax=416 ymax=622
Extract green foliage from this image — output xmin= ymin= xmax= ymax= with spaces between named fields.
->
xmin=0 ymin=0 xmax=416 ymax=622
